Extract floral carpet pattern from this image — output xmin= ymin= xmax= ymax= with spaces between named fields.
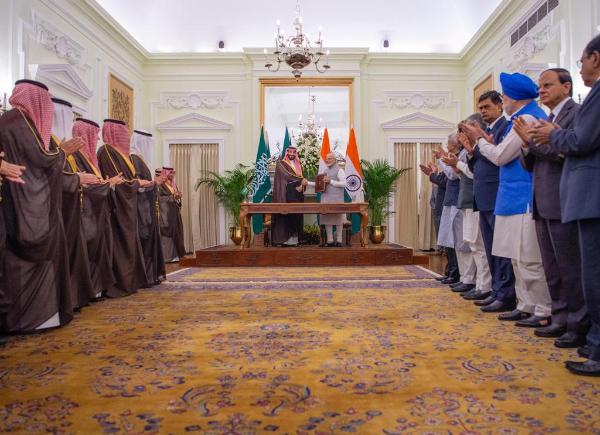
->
xmin=1 ymin=266 xmax=599 ymax=434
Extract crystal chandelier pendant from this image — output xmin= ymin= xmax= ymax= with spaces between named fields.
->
xmin=295 ymin=89 xmax=324 ymax=142
xmin=264 ymin=0 xmax=330 ymax=81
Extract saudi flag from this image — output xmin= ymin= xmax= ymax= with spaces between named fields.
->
xmin=251 ymin=127 xmax=272 ymax=234
xmin=280 ymin=127 xmax=292 ymax=158
xmin=345 ymin=128 xmax=364 ymax=234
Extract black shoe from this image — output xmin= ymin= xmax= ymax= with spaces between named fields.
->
xmin=74 ymin=305 xmax=83 ymax=313
xmin=481 ymin=300 xmax=516 ymax=313
xmin=461 ymin=289 xmax=479 ymax=298
xmin=448 ymin=281 xmax=464 ymax=289
xmin=451 ymin=283 xmax=476 ymax=293
xmin=578 ymin=346 xmax=590 ymax=359
xmin=90 ymin=296 xmax=106 ymax=303
xmin=0 ymin=336 xmax=6 ymax=346
xmin=474 ymin=296 xmax=496 ymax=307
xmin=555 ymin=332 xmax=588 ymax=349
xmin=335 ymin=242 xmax=342 ymax=247
xmin=435 ymin=275 xmax=449 ymax=282
xmin=441 ymin=277 xmax=460 ymax=285
xmin=565 ymin=359 xmax=600 ymax=377
xmin=498 ymin=309 xmax=531 ymax=321
xmin=463 ymin=290 xmax=491 ymax=301
xmin=515 ymin=316 xmax=551 ymax=328
xmin=534 ymin=324 xmax=567 ymax=338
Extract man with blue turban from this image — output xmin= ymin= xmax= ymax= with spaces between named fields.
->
xmin=460 ymin=72 xmax=551 ymax=328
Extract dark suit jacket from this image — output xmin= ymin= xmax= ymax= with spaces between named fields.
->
xmin=550 ymin=80 xmax=600 ymax=222
xmin=520 ymin=98 xmax=580 ymax=220
xmin=429 ymin=172 xmax=448 ymax=219
xmin=468 ymin=116 xmax=509 ymax=212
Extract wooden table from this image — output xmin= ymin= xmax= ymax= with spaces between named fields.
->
xmin=239 ymin=202 xmax=369 ymax=248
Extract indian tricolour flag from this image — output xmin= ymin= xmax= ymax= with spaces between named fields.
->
xmin=345 ymin=128 xmax=364 ymax=203
xmin=345 ymin=128 xmax=364 ymax=234
xmin=318 ymin=128 xmax=331 ymax=175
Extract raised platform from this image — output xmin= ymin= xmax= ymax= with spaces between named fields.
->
xmin=180 ymin=243 xmax=429 ymax=268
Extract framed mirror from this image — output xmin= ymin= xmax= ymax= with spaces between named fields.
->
xmin=260 ymin=78 xmax=354 ymax=158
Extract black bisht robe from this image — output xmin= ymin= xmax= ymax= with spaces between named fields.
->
xmin=71 ymin=152 xmax=116 ymax=297
xmin=97 ymin=144 xmax=147 ymax=297
xmin=61 ymin=148 xmax=97 ymax=308
xmin=0 ymin=110 xmax=73 ymax=332
xmin=130 ymin=154 xmax=166 ymax=284
xmin=271 ymin=160 xmax=304 ymax=246
xmin=158 ymin=184 xmax=186 ymax=262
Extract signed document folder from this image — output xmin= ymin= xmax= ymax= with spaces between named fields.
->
xmin=314 ymin=174 xmax=326 ymax=193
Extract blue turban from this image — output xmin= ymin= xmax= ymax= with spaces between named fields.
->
xmin=500 ymin=72 xmax=539 ymax=100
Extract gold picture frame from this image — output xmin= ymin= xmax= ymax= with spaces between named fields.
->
xmin=108 ymin=73 xmax=134 ymax=135
xmin=473 ymin=73 xmax=494 ymax=112
xmin=260 ymin=77 xmax=354 ymax=128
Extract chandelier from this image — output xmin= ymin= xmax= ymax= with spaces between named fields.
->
xmin=291 ymin=89 xmax=324 ymax=142
xmin=264 ymin=0 xmax=330 ymax=81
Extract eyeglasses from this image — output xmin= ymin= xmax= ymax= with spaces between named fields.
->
xmin=577 ymin=54 xmax=592 ymax=68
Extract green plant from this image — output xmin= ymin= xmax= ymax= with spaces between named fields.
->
xmin=361 ymin=159 xmax=410 ymax=226
xmin=195 ymin=164 xmax=254 ymax=226
xmin=302 ymin=222 xmax=322 ymax=245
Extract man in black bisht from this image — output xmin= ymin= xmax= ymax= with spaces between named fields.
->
xmin=271 ymin=146 xmax=305 ymax=247
xmin=72 ymin=118 xmax=122 ymax=300
xmin=97 ymin=119 xmax=150 ymax=296
xmin=130 ymin=130 xmax=166 ymax=285
xmin=158 ymin=166 xmax=186 ymax=262
xmin=0 ymin=80 xmax=82 ymax=333
xmin=52 ymin=97 xmax=103 ymax=310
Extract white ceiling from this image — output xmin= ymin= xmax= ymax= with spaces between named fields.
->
xmin=93 ymin=0 xmax=504 ymax=54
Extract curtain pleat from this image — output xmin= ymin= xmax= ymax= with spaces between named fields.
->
xmin=394 ymin=143 xmax=418 ymax=248
xmin=418 ymin=143 xmax=440 ymax=250
xmin=169 ymin=144 xmax=220 ymax=252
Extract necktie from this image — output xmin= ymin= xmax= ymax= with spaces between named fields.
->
xmin=548 ymin=113 xmax=555 ymax=124
xmin=485 ymin=127 xmax=492 ymax=134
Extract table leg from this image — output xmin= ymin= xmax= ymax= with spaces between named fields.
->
xmin=245 ymin=214 xmax=253 ymax=247
xmin=360 ymin=212 xmax=369 ymax=247
xmin=239 ymin=211 xmax=247 ymax=249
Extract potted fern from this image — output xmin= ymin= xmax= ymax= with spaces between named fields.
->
xmin=361 ymin=159 xmax=410 ymax=244
xmin=195 ymin=164 xmax=254 ymax=245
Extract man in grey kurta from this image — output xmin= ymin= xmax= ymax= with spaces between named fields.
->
xmin=304 ymin=153 xmax=348 ymax=247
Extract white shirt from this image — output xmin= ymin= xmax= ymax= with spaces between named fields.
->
xmin=307 ymin=167 xmax=348 ymax=188
xmin=478 ymin=113 xmax=538 ymax=167
xmin=549 ymin=97 xmax=571 ymax=120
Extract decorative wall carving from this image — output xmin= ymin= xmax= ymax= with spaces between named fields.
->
xmin=166 ymin=94 xmax=225 ymax=110
xmin=513 ymin=26 xmax=550 ymax=65
xmin=36 ymin=20 xmax=84 ymax=67
xmin=388 ymin=94 xmax=445 ymax=110
xmin=108 ymin=73 xmax=134 ymax=135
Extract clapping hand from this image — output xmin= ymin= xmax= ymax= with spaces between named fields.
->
xmin=428 ymin=162 xmax=439 ymax=174
xmin=441 ymin=152 xmax=459 ymax=168
xmin=301 ymin=178 xmax=308 ymax=186
xmin=432 ymin=147 xmax=447 ymax=159
xmin=459 ymin=122 xmax=494 ymax=146
xmin=59 ymin=137 xmax=83 ymax=156
xmin=139 ymin=179 xmax=154 ymax=188
xmin=457 ymin=132 xmax=473 ymax=155
xmin=78 ymin=173 xmax=102 ymax=185
xmin=529 ymin=119 xmax=558 ymax=146
xmin=0 ymin=152 xmax=26 ymax=184
xmin=419 ymin=164 xmax=432 ymax=176
xmin=107 ymin=173 xmax=124 ymax=187
xmin=512 ymin=116 xmax=532 ymax=148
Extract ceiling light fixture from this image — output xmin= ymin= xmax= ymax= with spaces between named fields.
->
xmin=263 ymin=0 xmax=330 ymax=81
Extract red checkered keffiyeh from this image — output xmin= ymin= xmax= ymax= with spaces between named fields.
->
xmin=161 ymin=166 xmax=178 ymax=191
xmin=73 ymin=119 xmax=101 ymax=169
xmin=102 ymin=120 xmax=131 ymax=157
xmin=9 ymin=81 xmax=54 ymax=150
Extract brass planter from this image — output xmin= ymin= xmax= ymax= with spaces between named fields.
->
xmin=229 ymin=226 xmax=247 ymax=245
xmin=368 ymin=225 xmax=387 ymax=244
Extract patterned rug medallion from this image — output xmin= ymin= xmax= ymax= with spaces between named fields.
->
xmin=1 ymin=265 xmax=598 ymax=434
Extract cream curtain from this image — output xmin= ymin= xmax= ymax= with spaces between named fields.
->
xmin=394 ymin=143 xmax=418 ymax=249
xmin=169 ymin=144 xmax=220 ymax=252
xmin=418 ymin=142 xmax=441 ymax=250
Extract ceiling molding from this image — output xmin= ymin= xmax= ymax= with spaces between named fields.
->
xmin=381 ymin=112 xmax=456 ymax=131
xmin=156 ymin=113 xmax=232 ymax=131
